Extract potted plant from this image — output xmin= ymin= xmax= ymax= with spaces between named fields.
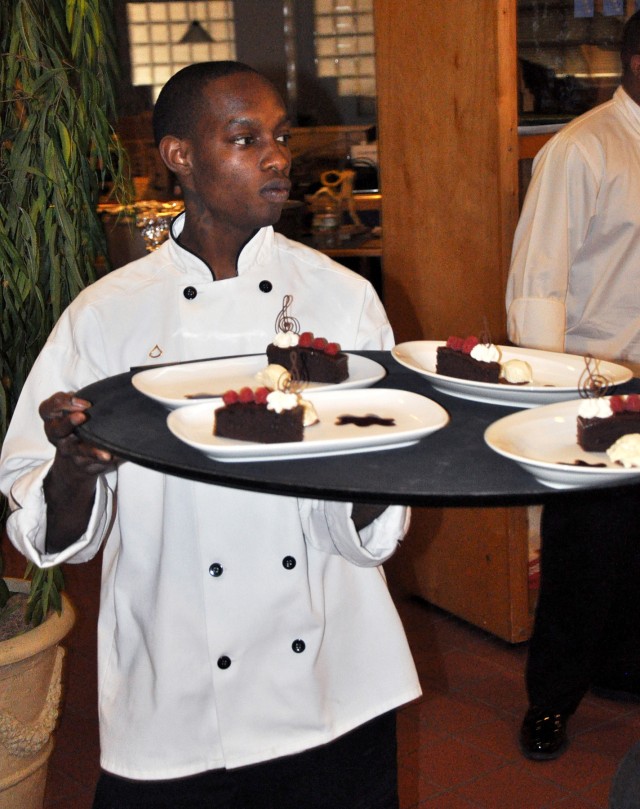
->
xmin=0 ymin=1 xmax=130 ymax=805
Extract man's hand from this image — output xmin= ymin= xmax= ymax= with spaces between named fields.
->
xmin=40 ymin=392 xmax=113 ymax=475
xmin=40 ymin=392 xmax=116 ymax=553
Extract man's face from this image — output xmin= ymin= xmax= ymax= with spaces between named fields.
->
xmin=181 ymin=72 xmax=292 ymax=237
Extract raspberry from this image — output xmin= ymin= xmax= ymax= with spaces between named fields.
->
xmin=238 ymin=387 xmax=255 ymax=403
xmin=462 ymin=335 xmax=479 ymax=354
xmin=298 ymin=331 xmax=314 ymax=347
xmin=312 ymin=337 xmax=328 ymax=350
xmin=445 ymin=336 xmax=464 ymax=350
xmin=222 ymin=390 xmax=239 ymax=405
xmin=254 ymin=387 xmax=269 ymax=404
xmin=325 ymin=342 xmax=340 ymax=355
xmin=625 ymin=394 xmax=640 ymax=412
xmin=610 ymin=395 xmax=627 ymax=413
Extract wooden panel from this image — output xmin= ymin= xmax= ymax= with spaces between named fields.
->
xmin=374 ymin=0 xmax=519 ymax=344
xmin=374 ymin=1 xmax=532 ymax=642
xmin=386 ymin=506 xmax=533 ymax=643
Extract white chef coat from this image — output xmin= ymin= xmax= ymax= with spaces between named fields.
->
xmin=0 ymin=216 xmax=421 ymax=780
xmin=506 ymin=86 xmax=640 ymax=364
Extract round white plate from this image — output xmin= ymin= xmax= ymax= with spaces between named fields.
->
xmin=392 ymin=341 xmax=632 ymax=408
xmin=484 ymin=398 xmax=640 ymax=489
xmin=132 ymin=353 xmax=386 ymax=409
xmin=166 ymin=388 xmax=449 ymax=462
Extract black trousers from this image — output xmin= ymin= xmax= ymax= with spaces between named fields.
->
xmin=526 ymin=485 xmax=640 ymax=714
xmin=92 ymin=711 xmax=398 ymax=809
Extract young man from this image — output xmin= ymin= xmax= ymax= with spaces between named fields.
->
xmin=0 ymin=62 xmax=420 ymax=808
xmin=507 ymin=13 xmax=640 ymax=761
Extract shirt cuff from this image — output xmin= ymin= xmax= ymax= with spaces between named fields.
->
xmin=6 ymin=464 xmax=113 ymax=568
xmin=298 ymin=499 xmax=410 ymax=567
xmin=507 ymin=297 xmax=566 ymax=352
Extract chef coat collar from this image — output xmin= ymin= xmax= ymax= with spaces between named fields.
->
xmin=167 ymin=212 xmax=276 ymax=280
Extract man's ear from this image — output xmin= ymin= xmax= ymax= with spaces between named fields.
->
xmin=158 ymin=135 xmax=192 ymax=179
xmin=630 ymin=53 xmax=640 ymax=80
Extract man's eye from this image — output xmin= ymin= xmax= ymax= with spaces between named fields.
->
xmin=234 ymin=136 xmax=254 ymax=146
xmin=277 ymin=133 xmax=291 ymax=145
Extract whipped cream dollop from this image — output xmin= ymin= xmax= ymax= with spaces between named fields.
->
xmin=266 ymin=390 xmax=299 ymax=413
xmin=606 ymin=433 xmax=640 ymax=467
xmin=272 ymin=331 xmax=299 ymax=348
xmin=500 ymin=359 xmax=533 ymax=384
xmin=470 ymin=343 xmax=501 ymax=364
xmin=578 ymin=398 xmax=613 ymax=419
xmin=255 ymin=363 xmax=291 ymax=389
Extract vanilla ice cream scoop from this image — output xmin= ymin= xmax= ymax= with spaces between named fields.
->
xmin=606 ymin=433 xmax=640 ymax=467
xmin=499 ymin=359 xmax=533 ymax=384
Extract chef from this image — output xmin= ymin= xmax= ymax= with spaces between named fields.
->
xmin=0 ymin=61 xmax=420 ymax=809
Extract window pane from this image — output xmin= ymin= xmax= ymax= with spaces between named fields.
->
xmin=313 ymin=2 xmax=375 ymax=97
xmin=127 ymin=1 xmax=236 ymax=100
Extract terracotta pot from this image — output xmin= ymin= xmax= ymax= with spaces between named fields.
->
xmin=0 ymin=578 xmax=75 ymax=808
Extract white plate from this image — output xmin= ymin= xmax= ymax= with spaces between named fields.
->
xmin=484 ymin=398 xmax=640 ymax=489
xmin=391 ymin=341 xmax=632 ymax=408
xmin=166 ymin=389 xmax=449 ymax=462
xmin=132 ymin=353 xmax=386 ymax=409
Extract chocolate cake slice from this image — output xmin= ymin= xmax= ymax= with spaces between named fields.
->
xmin=266 ymin=344 xmax=348 ymax=384
xmin=214 ymin=387 xmax=304 ymax=443
xmin=577 ymin=395 xmax=640 ymax=451
xmin=436 ymin=345 xmax=500 ymax=383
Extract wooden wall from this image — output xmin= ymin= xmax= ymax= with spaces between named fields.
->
xmin=374 ymin=1 xmax=533 ymax=643
xmin=374 ymin=0 xmax=519 ymax=344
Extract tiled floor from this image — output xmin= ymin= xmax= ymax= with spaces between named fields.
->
xmin=40 ymin=554 xmax=640 ymax=809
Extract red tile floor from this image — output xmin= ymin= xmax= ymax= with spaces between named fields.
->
xmin=39 ymin=553 xmax=640 ymax=809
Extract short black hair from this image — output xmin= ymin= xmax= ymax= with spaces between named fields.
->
xmin=621 ymin=11 xmax=640 ymax=72
xmin=152 ymin=61 xmax=263 ymax=146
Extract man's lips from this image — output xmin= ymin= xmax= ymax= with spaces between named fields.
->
xmin=260 ymin=179 xmax=291 ymax=202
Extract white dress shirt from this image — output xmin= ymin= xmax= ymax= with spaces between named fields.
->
xmin=506 ymin=86 xmax=640 ymax=364
xmin=0 ymin=218 xmax=421 ymax=779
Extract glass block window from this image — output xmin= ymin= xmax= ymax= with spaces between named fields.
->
xmin=314 ymin=0 xmax=376 ymax=97
xmin=127 ymin=2 xmax=236 ymax=102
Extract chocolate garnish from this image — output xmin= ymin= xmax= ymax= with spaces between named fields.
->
xmin=335 ymin=414 xmax=396 ymax=427
xmin=578 ymin=354 xmax=611 ymax=399
xmin=275 ymin=294 xmax=301 ymax=335
xmin=558 ymin=459 xmax=607 ymax=467
xmin=283 ymin=349 xmax=307 ymax=392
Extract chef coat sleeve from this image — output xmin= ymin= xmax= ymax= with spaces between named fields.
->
xmin=4 ymin=464 xmax=114 ymax=568
xmin=505 ymin=137 xmax=598 ymax=352
xmin=0 ymin=313 xmax=116 ymax=568
xmin=297 ymin=500 xmax=410 ymax=566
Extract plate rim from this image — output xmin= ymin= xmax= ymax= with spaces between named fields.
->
xmin=484 ymin=397 xmax=640 ymax=484
xmin=131 ymin=352 xmax=387 ymax=407
xmin=166 ymin=387 xmax=449 ymax=462
xmin=391 ymin=340 xmax=633 ymax=408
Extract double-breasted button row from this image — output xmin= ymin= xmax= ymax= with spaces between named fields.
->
xmin=183 ymin=281 xmax=273 ymax=300
xmin=216 ymin=640 xmax=306 ymax=671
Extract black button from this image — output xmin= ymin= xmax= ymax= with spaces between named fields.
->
xmin=217 ymin=655 xmax=231 ymax=669
xmin=292 ymin=639 xmax=306 ymax=653
xmin=259 ymin=280 xmax=273 ymax=293
xmin=184 ymin=286 xmax=197 ymax=299
xmin=209 ymin=563 xmax=223 ymax=577
xmin=282 ymin=556 xmax=296 ymax=570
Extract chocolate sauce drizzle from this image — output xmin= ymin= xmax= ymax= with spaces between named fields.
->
xmin=578 ymin=354 xmax=612 ymax=399
xmin=275 ymin=294 xmax=301 ymax=335
xmin=335 ymin=414 xmax=396 ymax=427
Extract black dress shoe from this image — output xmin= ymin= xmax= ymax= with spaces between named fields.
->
xmin=519 ymin=707 xmax=569 ymax=761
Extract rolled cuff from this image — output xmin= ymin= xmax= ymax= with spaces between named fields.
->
xmin=298 ymin=499 xmax=410 ymax=566
xmin=6 ymin=464 xmax=113 ymax=567
xmin=507 ymin=297 xmax=566 ymax=352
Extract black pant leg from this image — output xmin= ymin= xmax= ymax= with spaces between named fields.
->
xmin=526 ymin=485 xmax=640 ymax=713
